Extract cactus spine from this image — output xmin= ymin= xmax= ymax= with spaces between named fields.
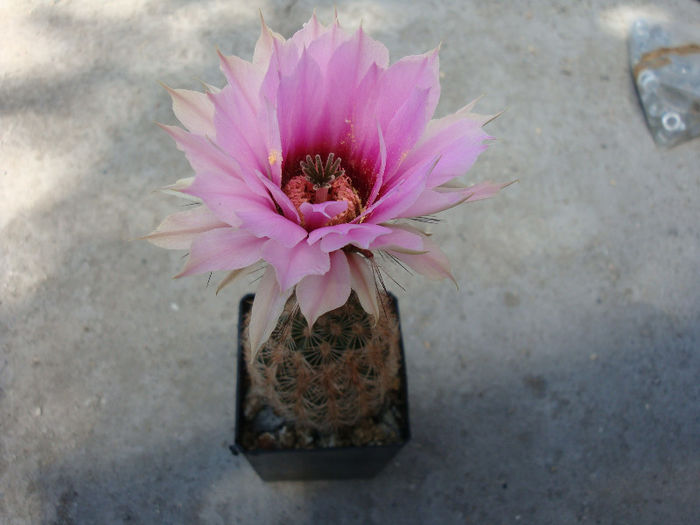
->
xmin=243 ymin=292 xmax=401 ymax=431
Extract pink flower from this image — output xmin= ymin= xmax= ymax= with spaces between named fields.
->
xmin=146 ymin=14 xmax=509 ymax=353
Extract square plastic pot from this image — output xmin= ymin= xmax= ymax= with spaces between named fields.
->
xmin=232 ymin=293 xmax=411 ymax=481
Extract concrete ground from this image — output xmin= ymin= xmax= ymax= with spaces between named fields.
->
xmin=2 ymin=1 xmax=699 ymax=523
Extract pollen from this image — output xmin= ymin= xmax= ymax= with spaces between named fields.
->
xmin=268 ymin=150 xmax=280 ymax=166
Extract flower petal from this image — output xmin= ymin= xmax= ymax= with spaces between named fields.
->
xmin=347 ymin=252 xmax=379 ymax=321
xmin=248 ymin=265 xmax=293 ymax=359
xmin=261 ymin=238 xmax=330 ymax=291
xmin=308 ymin=223 xmax=392 ymax=252
xmin=289 ymin=13 xmax=329 ymax=53
xmin=184 ymin=167 xmax=271 ymax=228
xmin=397 ymin=181 xmax=510 ymax=218
xmin=369 ymin=224 xmax=425 ymax=252
xmin=253 ymin=169 xmax=300 ymax=223
xmin=312 ymin=27 xmax=389 ymax=149
xmin=163 ymin=85 xmax=216 ymax=137
xmin=209 ymin=83 xmax=278 ymax=183
xmin=351 ymin=49 xmax=440 ymax=178
xmin=400 ymin=103 xmax=494 ymax=189
xmin=142 ymin=205 xmax=229 ymax=250
xmin=176 ymin=228 xmax=266 ymax=278
xmin=299 ymin=200 xmax=348 ymax=230
xmin=217 ymin=49 xmax=264 ymax=113
xmin=184 ymin=163 xmax=307 ymax=247
xmin=276 ymin=47 xmax=324 ymax=164
xmin=157 ymin=124 xmax=238 ymax=178
xmin=253 ymin=13 xmax=286 ymax=67
xmin=387 ymin=232 xmax=455 ymax=283
xmin=364 ymin=155 xmax=437 ymax=223
xmin=296 ymin=250 xmax=351 ymax=328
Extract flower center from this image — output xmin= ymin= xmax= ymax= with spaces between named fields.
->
xmin=283 ymin=153 xmax=363 ymax=228
xmin=299 ymin=153 xmax=343 ymax=203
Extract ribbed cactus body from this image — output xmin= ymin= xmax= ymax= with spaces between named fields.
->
xmin=243 ymin=292 xmax=401 ymax=431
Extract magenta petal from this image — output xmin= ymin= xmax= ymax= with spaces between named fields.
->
xmin=302 ymin=27 xmax=389 ymax=152
xmin=248 ymin=265 xmax=294 ymax=357
xmin=253 ymin=169 xmax=300 ymax=223
xmin=308 ymin=223 xmax=392 ymax=252
xmin=261 ymin=238 xmax=330 ymax=291
xmin=296 ymin=250 xmax=351 ymax=328
xmin=365 ymin=153 xmax=436 ymax=223
xmin=276 ymin=47 xmax=324 ymax=162
xmin=299 ymin=200 xmax=348 ymax=230
xmin=176 ymin=228 xmax=265 ymax=277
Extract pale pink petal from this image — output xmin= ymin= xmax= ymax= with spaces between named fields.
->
xmin=386 ymin=230 xmax=455 ymax=283
xmin=176 ymin=228 xmax=266 ymax=277
xmin=365 ymin=122 xmax=386 ymax=207
xmin=289 ymin=13 xmax=328 ymax=53
xmin=253 ymin=13 xmax=286 ymax=67
xmin=261 ymin=238 xmax=330 ymax=291
xmin=184 ymin=167 xmax=306 ymax=248
xmin=308 ymin=223 xmax=392 ymax=252
xmin=347 ymin=252 xmax=379 ymax=320
xmin=397 ymin=181 xmax=509 ymax=218
xmin=260 ymin=31 xmax=301 ymax=103
xmin=299 ymin=200 xmax=348 ymax=230
xmin=248 ymin=265 xmax=294 ymax=358
xmin=142 ymin=205 xmax=229 ymax=249
xmin=217 ymin=49 xmax=264 ymax=113
xmin=163 ymin=85 xmax=216 ymax=137
xmin=184 ymin=168 xmax=272 ymax=228
xmin=369 ymin=225 xmax=425 ymax=253
xmin=216 ymin=57 xmax=283 ymax=186
xmin=209 ymin=84 xmax=276 ymax=181
xmin=296 ymin=250 xmax=351 ymax=328
xmin=159 ymin=177 xmax=196 ymax=199
xmin=158 ymin=124 xmax=239 ymax=178
xmin=400 ymin=106 xmax=493 ymax=189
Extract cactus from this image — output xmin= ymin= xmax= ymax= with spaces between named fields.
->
xmin=243 ymin=291 xmax=401 ymax=431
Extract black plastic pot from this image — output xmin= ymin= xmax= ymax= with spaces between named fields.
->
xmin=232 ymin=293 xmax=411 ymax=481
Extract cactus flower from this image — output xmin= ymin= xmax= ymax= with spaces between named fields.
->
xmin=146 ymin=14 xmax=508 ymax=353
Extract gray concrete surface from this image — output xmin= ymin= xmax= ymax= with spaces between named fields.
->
xmin=2 ymin=1 xmax=699 ymax=523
